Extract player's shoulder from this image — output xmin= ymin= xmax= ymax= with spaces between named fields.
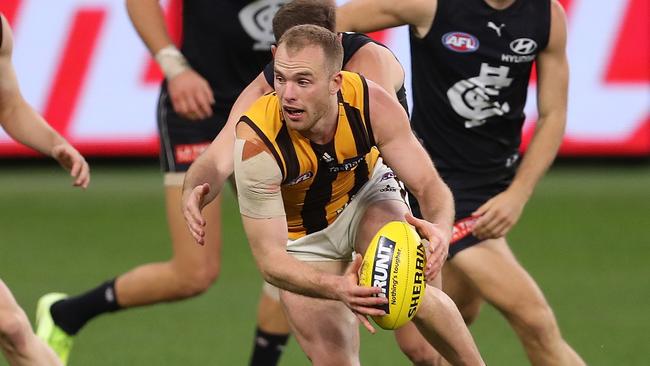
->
xmin=339 ymin=71 xmax=368 ymax=104
xmin=240 ymin=91 xmax=283 ymax=137
xmin=244 ymin=92 xmax=279 ymax=119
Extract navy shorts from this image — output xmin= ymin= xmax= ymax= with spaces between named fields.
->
xmin=408 ymin=178 xmax=511 ymax=258
xmin=157 ymin=85 xmax=229 ymax=173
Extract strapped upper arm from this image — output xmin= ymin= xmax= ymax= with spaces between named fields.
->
xmin=234 ymin=122 xmax=285 ymax=219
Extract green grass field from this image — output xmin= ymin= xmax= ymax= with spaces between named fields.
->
xmin=1 ymin=161 xmax=648 ymax=365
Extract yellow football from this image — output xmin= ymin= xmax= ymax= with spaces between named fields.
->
xmin=358 ymin=221 xmax=427 ymax=330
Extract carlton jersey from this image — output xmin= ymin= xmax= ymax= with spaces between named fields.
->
xmin=410 ymin=0 xmax=550 ymax=188
xmin=180 ymin=0 xmax=287 ymax=112
xmin=263 ymin=32 xmax=409 ymax=112
xmin=240 ymin=72 xmax=380 ymax=240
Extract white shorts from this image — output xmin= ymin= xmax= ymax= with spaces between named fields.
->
xmin=287 ymin=159 xmax=405 ymax=261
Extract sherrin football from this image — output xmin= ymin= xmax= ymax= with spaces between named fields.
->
xmin=358 ymin=221 xmax=427 ymax=330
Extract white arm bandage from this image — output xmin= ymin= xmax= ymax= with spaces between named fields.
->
xmin=154 ymin=45 xmax=190 ymax=80
xmin=234 ymin=139 xmax=286 ymax=218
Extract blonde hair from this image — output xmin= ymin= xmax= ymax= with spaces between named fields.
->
xmin=276 ymin=24 xmax=343 ymax=74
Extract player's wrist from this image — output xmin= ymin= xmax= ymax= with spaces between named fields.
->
xmin=508 ymin=180 xmax=534 ymax=200
xmin=154 ymin=45 xmax=190 ymax=80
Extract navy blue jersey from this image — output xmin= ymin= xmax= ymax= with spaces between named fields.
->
xmin=179 ymin=0 xmax=288 ymax=113
xmin=410 ymin=0 xmax=550 ymax=187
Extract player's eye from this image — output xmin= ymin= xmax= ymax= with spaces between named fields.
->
xmin=298 ymin=79 xmax=310 ymax=86
xmin=275 ymin=76 xmax=285 ymax=84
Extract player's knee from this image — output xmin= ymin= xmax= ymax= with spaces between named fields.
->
xmin=457 ymin=300 xmax=482 ymax=325
xmin=172 ymin=264 xmax=220 ymax=297
xmin=510 ymin=303 xmax=560 ymax=345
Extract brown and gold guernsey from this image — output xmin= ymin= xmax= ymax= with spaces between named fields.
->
xmin=241 ymin=72 xmax=379 ymax=240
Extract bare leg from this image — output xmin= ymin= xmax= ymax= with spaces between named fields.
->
xmin=393 ymin=272 xmax=445 ymax=366
xmin=441 ymin=263 xmax=483 ymax=325
xmin=280 ymin=262 xmax=359 ymax=366
xmin=447 ymin=238 xmax=585 ymax=366
xmin=257 ymin=285 xmax=291 ymax=334
xmin=114 ymin=185 xmax=223 ymax=306
xmin=354 ymin=200 xmax=484 ymax=366
xmin=0 ymin=280 xmax=62 ymax=366
xmin=411 ymin=286 xmax=484 ymax=366
xmin=249 ymin=284 xmax=292 ymax=366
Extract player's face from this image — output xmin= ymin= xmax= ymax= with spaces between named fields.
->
xmin=274 ymin=44 xmax=339 ymax=133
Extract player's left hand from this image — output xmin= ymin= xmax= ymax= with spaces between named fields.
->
xmin=472 ymin=188 xmax=527 ymax=239
xmin=52 ymin=143 xmax=90 ymax=189
xmin=405 ymin=213 xmax=449 ymax=281
xmin=339 ymin=254 xmax=387 ymax=334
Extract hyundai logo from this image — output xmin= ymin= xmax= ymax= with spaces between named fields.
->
xmin=509 ymin=38 xmax=538 ymax=55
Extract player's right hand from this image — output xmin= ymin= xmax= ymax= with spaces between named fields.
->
xmin=52 ymin=143 xmax=90 ymax=189
xmin=182 ymin=183 xmax=211 ymax=245
xmin=405 ymin=213 xmax=449 ymax=281
xmin=168 ymin=69 xmax=215 ymax=120
xmin=337 ymin=254 xmax=388 ymax=334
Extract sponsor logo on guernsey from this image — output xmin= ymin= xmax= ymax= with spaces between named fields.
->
xmin=380 ymin=185 xmax=398 ymax=193
xmin=380 ymin=171 xmax=397 ymax=182
xmin=442 ymin=32 xmax=480 ymax=53
xmin=510 ymin=38 xmax=538 ymax=54
xmin=487 ymin=21 xmax=505 ymax=37
xmin=286 ymin=171 xmax=313 ymax=185
xmin=407 ymin=242 xmax=426 ymax=317
xmin=372 ymin=236 xmax=396 ymax=313
xmin=501 ymin=37 xmax=538 ymax=63
xmin=327 ymin=155 xmax=365 ymax=173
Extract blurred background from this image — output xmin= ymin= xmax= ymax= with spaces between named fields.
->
xmin=1 ymin=0 xmax=648 ymax=365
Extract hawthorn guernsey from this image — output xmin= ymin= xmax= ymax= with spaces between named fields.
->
xmin=359 ymin=221 xmax=426 ymax=330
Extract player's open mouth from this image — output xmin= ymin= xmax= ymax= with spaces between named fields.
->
xmin=283 ymin=106 xmax=304 ymax=119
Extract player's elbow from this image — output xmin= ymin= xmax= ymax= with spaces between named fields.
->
xmin=256 ymin=256 xmax=286 ymax=290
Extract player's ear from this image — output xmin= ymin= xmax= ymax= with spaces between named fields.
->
xmin=330 ymin=72 xmax=342 ymax=95
xmin=271 ymin=45 xmax=277 ymax=59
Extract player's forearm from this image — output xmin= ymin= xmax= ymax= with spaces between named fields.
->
xmin=125 ymin=0 xmax=173 ymax=54
xmin=510 ymin=114 xmax=565 ymax=198
xmin=0 ymin=100 xmax=67 ymax=157
xmin=259 ymin=251 xmax=342 ymax=301
xmin=336 ymin=0 xmax=402 ymax=33
xmin=183 ymin=150 xmax=223 ymax=204
xmin=416 ymin=175 xmax=455 ymax=234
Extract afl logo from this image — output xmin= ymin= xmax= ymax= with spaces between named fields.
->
xmin=510 ymin=38 xmax=538 ymax=55
xmin=442 ymin=32 xmax=480 ymax=53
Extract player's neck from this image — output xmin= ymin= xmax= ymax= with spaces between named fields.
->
xmin=483 ymin=0 xmax=517 ymax=10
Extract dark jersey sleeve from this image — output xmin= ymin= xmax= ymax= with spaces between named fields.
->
xmin=263 ymin=61 xmax=274 ymax=88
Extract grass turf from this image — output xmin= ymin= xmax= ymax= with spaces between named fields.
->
xmin=0 ymin=162 xmax=648 ymax=365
